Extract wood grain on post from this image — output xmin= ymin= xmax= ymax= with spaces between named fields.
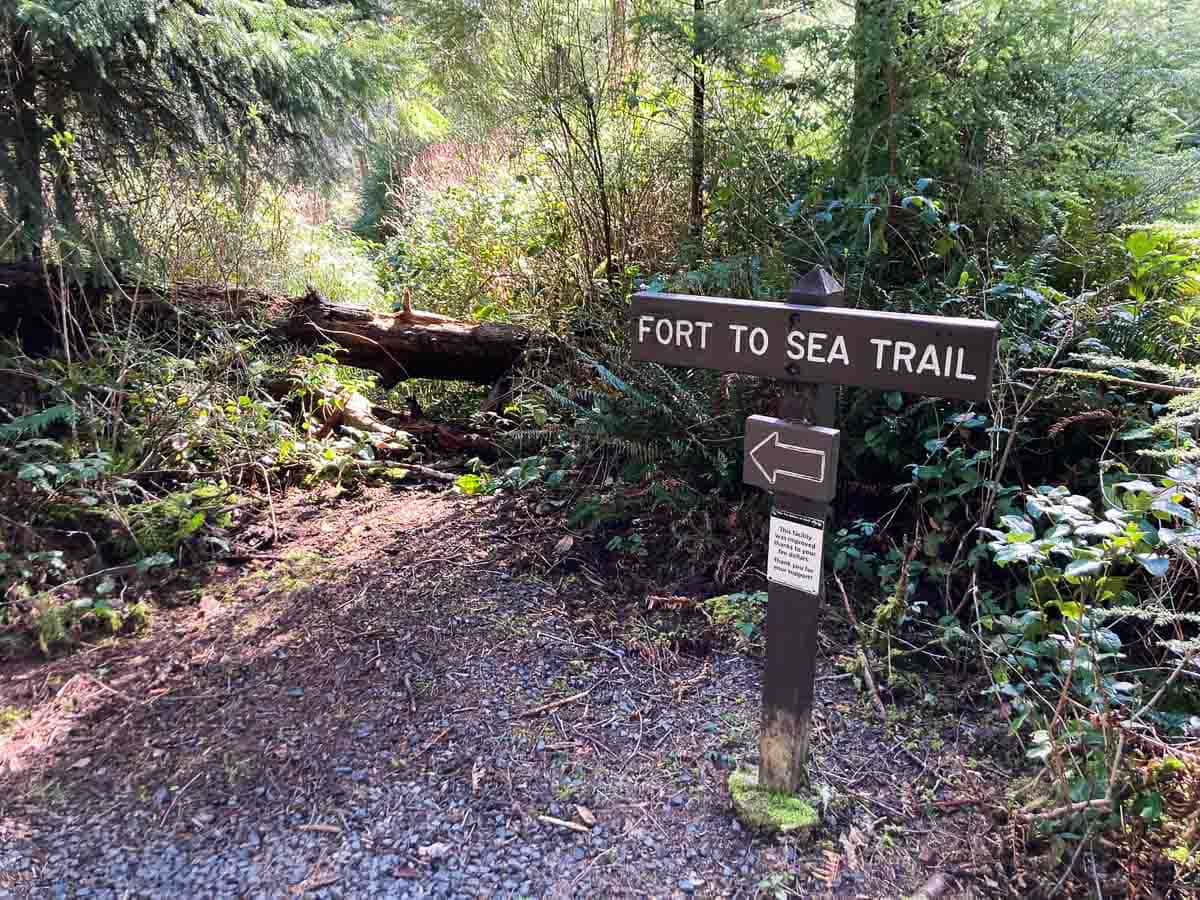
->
xmin=758 ymin=267 xmax=842 ymax=794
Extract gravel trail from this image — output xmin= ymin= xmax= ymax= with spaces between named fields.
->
xmin=1 ymin=490 xmax=1000 ymax=898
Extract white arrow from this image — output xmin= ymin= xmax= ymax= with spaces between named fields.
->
xmin=749 ymin=431 xmax=826 ymax=486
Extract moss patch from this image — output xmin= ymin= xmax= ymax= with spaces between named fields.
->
xmin=729 ymin=766 xmax=820 ymax=835
xmin=0 ymin=705 xmax=30 ymax=738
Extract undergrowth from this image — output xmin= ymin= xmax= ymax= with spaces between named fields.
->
xmin=0 ymin=293 xmax=412 ymax=658
xmin=459 ymin=213 xmax=1200 ymax=892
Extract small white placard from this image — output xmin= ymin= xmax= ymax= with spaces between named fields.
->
xmin=768 ymin=515 xmax=824 ymax=595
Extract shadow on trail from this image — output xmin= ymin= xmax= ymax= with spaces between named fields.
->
xmin=0 ymin=488 xmax=1005 ymax=899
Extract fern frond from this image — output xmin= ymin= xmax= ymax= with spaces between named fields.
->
xmin=0 ymin=404 xmax=77 ymax=443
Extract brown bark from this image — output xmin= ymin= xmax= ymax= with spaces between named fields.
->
xmin=276 ymin=291 xmax=530 ymax=386
xmin=11 ymin=23 xmax=43 ymax=261
xmin=689 ymin=0 xmax=705 ymax=243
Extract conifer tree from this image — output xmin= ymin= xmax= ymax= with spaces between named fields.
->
xmin=1 ymin=0 xmax=402 ymax=262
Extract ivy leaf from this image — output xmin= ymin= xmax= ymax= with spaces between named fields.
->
xmin=1057 ymin=601 xmax=1084 ymax=620
xmin=1000 ymin=515 xmax=1035 ymax=534
xmin=1076 ymin=521 xmax=1121 ymax=539
xmin=1165 ymin=464 xmax=1199 ymax=484
xmin=1026 ymin=496 xmax=1049 ymax=520
xmin=17 ymin=463 xmax=45 ymax=481
xmin=1134 ymin=554 xmax=1171 ymax=577
xmin=1064 ymin=559 xmax=1104 ymax=578
xmin=1151 ymin=498 xmax=1196 ymax=524
xmin=1115 ymin=479 xmax=1159 ymax=494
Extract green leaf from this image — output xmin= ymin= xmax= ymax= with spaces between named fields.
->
xmin=1152 ymin=498 xmax=1195 ymax=524
xmin=1116 ymin=479 xmax=1159 ymax=495
xmin=179 ymin=511 xmax=206 ymax=537
xmin=1125 ymin=231 xmax=1156 ymax=260
xmin=1135 ymin=554 xmax=1171 ymax=577
xmin=1076 ymin=521 xmax=1121 ymax=539
xmin=1137 ymin=791 xmax=1163 ymax=822
xmin=136 ymin=552 xmax=175 ymax=573
xmin=454 ymin=474 xmax=489 ymax=495
xmin=1000 ymin=515 xmax=1035 ymax=534
xmin=1064 ymin=559 xmax=1104 ymax=578
xmin=1057 ymin=601 xmax=1084 ymax=620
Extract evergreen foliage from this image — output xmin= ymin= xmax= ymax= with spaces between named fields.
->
xmin=0 ymin=0 xmax=405 ymax=263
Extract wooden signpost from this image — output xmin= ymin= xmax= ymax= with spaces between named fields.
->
xmin=631 ymin=268 xmax=999 ymax=798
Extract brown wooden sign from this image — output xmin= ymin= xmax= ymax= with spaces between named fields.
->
xmin=630 ymin=292 xmax=999 ymax=402
xmin=743 ymin=416 xmax=839 ymax=502
xmin=630 ymin=269 xmax=1000 ymax=802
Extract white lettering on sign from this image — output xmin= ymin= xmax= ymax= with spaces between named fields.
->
xmin=786 ymin=331 xmax=850 ymax=365
xmin=635 ymin=314 xmax=981 ymax=383
xmin=768 ymin=515 xmax=823 ymax=595
xmin=870 ymin=337 xmax=977 ymax=383
xmin=639 ymin=315 xmax=715 ymax=350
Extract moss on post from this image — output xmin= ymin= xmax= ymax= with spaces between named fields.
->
xmin=728 ymin=766 xmax=820 ymax=835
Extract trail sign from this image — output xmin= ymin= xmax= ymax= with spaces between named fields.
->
xmin=630 ymin=267 xmax=1000 ymax=803
xmin=630 ymin=292 xmax=998 ymax=402
xmin=743 ymin=417 xmax=839 ymax=502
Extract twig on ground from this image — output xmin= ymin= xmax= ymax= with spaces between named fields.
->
xmin=1018 ymin=798 xmax=1110 ymax=823
xmin=538 ymin=815 xmax=590 ymax=834
xmin=521 ymin=687 xmax=593 ymax=718
xmin=833 ymin=573 xmax=859 ymax=631
xmin=349 ymin=459 xmax=458 ymax=482
xmin=159 ymin=771 xmax=204 ymax=826
xmin=1047 ymin=833 xmax=1092 ymax=898
xmin=570 ymin=847 xmax=616 ymax=886
xmin=297 ymin=823 xmax=341 ymax=834
xmin=255 ymin=463 xmax=279 ymax=545
xmin=858 ymin=648 xmax=887 ymax=720
xmin=415 ymin=727 xmax=450 ymax=757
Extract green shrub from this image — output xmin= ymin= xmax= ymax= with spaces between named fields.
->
xmin=379 ymin=170 xmax=573 ymax=329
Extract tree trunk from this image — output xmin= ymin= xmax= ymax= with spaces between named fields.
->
xmin=689 ymin=0 xmax=706 ymax=244
xmin=845 ymin=0 xmax=900 ymax=183
xmin=11 ymin=23 xmax=44 ymax=261
xmin=275 ymin=291 xmax=530 ymax=386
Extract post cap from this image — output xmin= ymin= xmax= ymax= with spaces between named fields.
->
xmin=788 ymin=267 xmax=843 ymax=304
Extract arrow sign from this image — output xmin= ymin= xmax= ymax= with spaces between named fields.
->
xmin=743 ymin=417 xmax=839 ymax=502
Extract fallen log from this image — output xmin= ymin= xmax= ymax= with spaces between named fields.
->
xmin=1 ymin=266 xmax=531 ymax=387
xmin=276 ymin=291 xmax=530 ymax=386
xmin=262 ymin=377 xmax=501 ymax=459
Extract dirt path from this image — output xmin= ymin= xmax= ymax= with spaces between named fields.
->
xmin=1 ymin=486 xmax=1013 ymax=899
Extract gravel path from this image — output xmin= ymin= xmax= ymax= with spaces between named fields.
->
xmin=1 ymin=490 xmax=1002 ymax=898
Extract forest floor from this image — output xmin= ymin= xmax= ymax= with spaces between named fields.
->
xmin=0 ymin=481 xmax=1035 ymax=899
